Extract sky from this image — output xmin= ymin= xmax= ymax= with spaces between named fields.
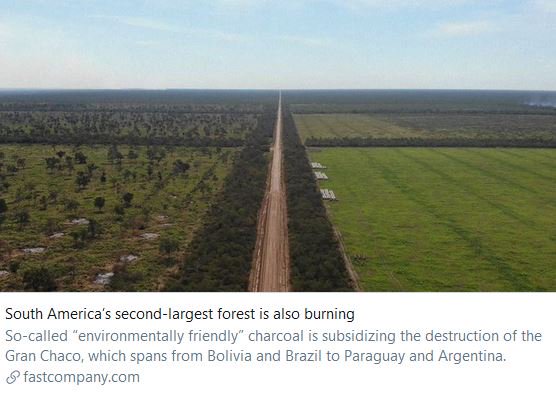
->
xmin=0 ymin=0 xmax=555 ymax=90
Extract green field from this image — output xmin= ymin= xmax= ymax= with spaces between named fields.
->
xmin=0 ymin=144 xmax=236 ymax=291
xmin=309 ymin=148 xmax=556 ymax=291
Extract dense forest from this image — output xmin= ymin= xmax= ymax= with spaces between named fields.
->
xmin=0 ymin=110 xmax=258 ymax=146
xmin=165 ymin=105 xmax=275 ymax=291
xmin=282 ymin=107 xmax=353 ymax=291
xmin=0 ymin=90 xmax=281 ymax=147
xmin=283 ymin=89 xmax=556 ymax=114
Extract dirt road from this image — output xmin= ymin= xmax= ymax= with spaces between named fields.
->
xmin=250 ymin=92 xmax=290 ymax=292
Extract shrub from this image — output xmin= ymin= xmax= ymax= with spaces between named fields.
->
xmin=22 ymin=267 xmax=57 ymax=291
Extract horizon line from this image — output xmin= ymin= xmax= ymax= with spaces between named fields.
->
xmin=1 ymin=88 xmax=556 ymax=93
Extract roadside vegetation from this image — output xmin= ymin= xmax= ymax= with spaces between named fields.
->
xmin=283 ymin=107 xmax=353 ymax=291
xmin=166 ymin=105 xmax=276 ymax=291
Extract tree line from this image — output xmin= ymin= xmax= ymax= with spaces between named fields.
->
xmin=305 ymin=137 xmax=556 ymax=148
xmin=282 ymin=107 xmax=353 ymax=291
xmin=0 ymin=109 xmax=257 ymax=146
xmin=0 ymin=132 xmax=246 ymax=147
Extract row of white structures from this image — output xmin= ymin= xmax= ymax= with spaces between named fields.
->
xmin=312 ymin=162 xmax=337 ymax=200
xmin=320 ymin=189 xmax=337 ymax=201
xmin=314 ymin=171 xmax=328 ymax=180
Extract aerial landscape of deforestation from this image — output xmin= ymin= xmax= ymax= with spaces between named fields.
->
xmin=0 ymin=89 xmax=554 ymax=292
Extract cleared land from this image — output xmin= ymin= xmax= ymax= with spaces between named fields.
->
xmin=382 ymin=113 xmax=556 ymax=141
xmin=294 ymin=114 xmax=418 ymax=142
xmin=309 ymin=148 xmax=556 ymax=291
xmin=0 ymin=144 xmax=236 ymax=291
xmin=295 ymin=113 xmax=556 ymax=145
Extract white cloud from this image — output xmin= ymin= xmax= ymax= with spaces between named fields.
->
xmin=134 ymin=40 xmax=161 ymax=47
xmin=216 ymin=0 xmax=264 ymax=7
xmin=90 ymin=15 xmax=249 ymax=42
xmin=431 ymin=20 xmax=498 ymax=37
xmin=532 ymin=0 xmax=556 ymax=12
xmin=278 ymin=35 xmax=330 ymax=47
xmin=90 ymin=15 xmax=182 ymax=33
xmin=327 ymin=0 xmax=476 ymax=10
xmin=134 ymin=0 xmax=482 ymax=12
xmin=192 ymin=28 xmax=249 ymax=43
xmin=0 ymin=26 xmax=8 ymax=45
xmin=213 ymin=0 xmax=477 ymax=8
xmin=0 ymin=18 xmax=120 ymax=88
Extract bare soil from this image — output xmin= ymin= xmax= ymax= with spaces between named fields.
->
xmin=250 ymin=94 xmax=290 ymax=292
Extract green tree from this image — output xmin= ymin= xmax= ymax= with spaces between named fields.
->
xmin=48 ymin=190 xmax=58 ymax=203
xmin=172 ymin=159 xmax=190 ymax=175
xmin=22 ymin=267 xmax=57 ymax=291
xmin=75 ymin=171 xmax=91 ymax=190
xmin=122 ymin=192 xmax=134 ymax=208
xmin=70 ymin=228 xmax=88 ymax=249
xmin=87 ymin=219 xmax=102 ymax=239
xmin=159 ymin=237 xmax=180 ymax=254
xmin=74 ymin=151 xmax=87 ymax=164
xmin=38 ymin=195 xmax=48 ymax=211
xmin=8 ymin=261 xmax=20 ymax=273
xmin=107 ymin=145 xmax=123 ymax=163
xmin=45 ymin=157 xmax=60 ymax=172
xmin=64 ymin=199 xmax=80 ymax=212
xmin=14 ymin=210 xmax=30 ymax=228
xmin=65 ymin=156 xmax=74 ymax=172
xmin=87 ymin=163 xmax=98 ymax=175
xmin=114 ymin=204 xmax=125 ymax=217
xmin=16 ymin=158 xmax=26 ymax=168
xmin=94 ymin=197 xmax=105 ymax=212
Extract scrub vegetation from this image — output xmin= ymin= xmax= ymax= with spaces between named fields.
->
xmin=0 ymin=144 xmax=235 ymax=291
xmin=0 ymin=90 xmax=277 ymax=291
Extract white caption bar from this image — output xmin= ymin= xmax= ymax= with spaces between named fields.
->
xmin=1 ymin=293 xmax=554 ymax=393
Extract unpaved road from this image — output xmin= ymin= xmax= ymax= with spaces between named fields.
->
xmin=250 ymin=92 xmax=290 ymax=292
